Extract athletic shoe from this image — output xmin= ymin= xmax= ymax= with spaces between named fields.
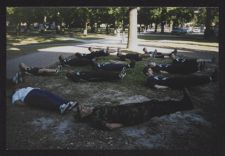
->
xmin=58 ymin=55 xmax=66 ymax=66
xmin=56 ymin=65 xmax=63 ymax=73
xmin=12 ymin=73 xmax=18 ymax=84
xmin=12 ymin=72 xmax=23 ymax=84
xmin=66 ymin=72 xmax=80 ymax=82
xmin=182 ymin=88 xmax=194 ymax=110
xmin=211 ymin=68 xmax=218 ymax=82
xmin=119 ymin=67 xmax=126 ymax=79
xmin=67 ymin=101 xmax=78 ymax=111
xmin=18 ymin=71 xmax=23 ymax=83
xmin=59 ymin=104 xmax=68 ymax=114
xmin=60 ymin=101 xmax=79 ymax=114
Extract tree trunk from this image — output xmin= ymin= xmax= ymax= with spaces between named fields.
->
xmin=127 ymin=7 xmax=138 ymax=50
xmin=161 ymin=22 xmax=165 ymax=33
xmin=204 ymin=8 xmax=213 ymax=39
xmin=154 ymin=23 xmax=158 ymax=32
xmin=26 ymin=22 xmax=31 ymax=32
xmin=16 ymin=23 xmax=21 ymax=35
xmin=90 ymin=22 xmax=95 ymax=33
xmin=106 ymin=24 xmax=109 ymax=34
xmin=83 ymin=21 xmax=88 ymax=35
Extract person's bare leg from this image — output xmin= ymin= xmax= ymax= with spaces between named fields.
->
xmin=105 ymin=123 xmax=124 ymax=130
xmin=19 ymin=62 xmax=31 ymax=71
xmin=38 ymin=68 xmax=57 ymax=74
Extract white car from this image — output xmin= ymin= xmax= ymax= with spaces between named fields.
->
xmin=192 ymin=27 xmax=201 ymax=33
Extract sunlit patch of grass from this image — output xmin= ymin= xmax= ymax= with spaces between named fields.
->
xmin=138 ymin=35 xmax=218 ymax=44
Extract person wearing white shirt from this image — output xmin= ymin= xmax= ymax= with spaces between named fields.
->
xmin=12 ymin=87 xmax=78 ymax=114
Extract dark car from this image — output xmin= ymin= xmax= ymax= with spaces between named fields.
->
xmin=171 ymin=27 xmax=187 ymax=35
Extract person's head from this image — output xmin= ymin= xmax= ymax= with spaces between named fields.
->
xmin=19 ymin=63 xmax=29 ymax=71
xmin=78 ymin=105 xmax=94 ymax=118
xmin=88 ymin=47 xmax=93 ymax=52
xmin=75 ymin=53 xmax=82 ymax=57
xmin=117 ymin=48 xmax=122 ymax=57
xmin=106 ymin=47 xmax=110 ymax=52
xmin=170 ymin=49 xmax=177 ymax=59
xmin=143 ymin=66 xmax=154 ymax=77
xmin=173 ymin=48 xmax=177 ymax=55
xmin=143 ymin=47 xmax=147 ymax=53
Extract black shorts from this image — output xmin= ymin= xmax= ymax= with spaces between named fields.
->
xmin=27 ymin=67 xmax=40 ymax=75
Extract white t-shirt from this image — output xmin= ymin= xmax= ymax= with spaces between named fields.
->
xmin=12 ymin=87 xmax=36 ymax=104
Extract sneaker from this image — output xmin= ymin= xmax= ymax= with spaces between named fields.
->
xmin=182 ymin=88 xmax=194 ymax=110
xmin=59 ymin=104 xmax=68 ymax=114
xmin=56 ymin=65 xmax=63 ymax=73
xmin=67 ymin=101 xmax=78 ymax=111
xmin=119 ymin=67 xmax=126 ymax=79
xmin=18 ymin=71 xmax=23 ymax=83
xmin=12 ymin=72 xmax=23 ymax=84
xmin=12 ymin=73 xmax=19 ymax=84
xmin=211 ymin=68 xmax=218 ymax=82
xmin=59 ymin=55 xmax=66 ymax=66
xmin=66 ymin=72 xmax=80 ymax=82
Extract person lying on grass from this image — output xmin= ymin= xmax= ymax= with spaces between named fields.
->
xmin=142 ymin=47 xmax=177 ymax=58
xmin=92 ymin=58 xmax=136 ymax=72
xmin=73 ymin=88 xmax=193 ymax=130
xmin=19 ymin=63 xmax=62 ymax=76
xmin=66 ymin=68 xmax=126 ymax=82
xmin=11 ymin=87 xmax=78 ymax=114
xmin=87 ymin=46 xmax=115 ymax=57
xmin=144 ymin=53 xmax=214 ymax=75
xmin=58 ymin=54 xmax=95 ymax=67
xmin=117 ymin=48 xmax=143 ymax=61
xmin=58 ymin=47 xmax=115 ymax=66
xmin=143 ymin=67 xmax=217 ymax=89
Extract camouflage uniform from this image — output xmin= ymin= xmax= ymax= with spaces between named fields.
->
xmin=78 ymin=93 xmax=193 ymax=129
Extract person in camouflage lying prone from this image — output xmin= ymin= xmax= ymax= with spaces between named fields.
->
xmin=73 ymin=88 xmax=193 ymax=130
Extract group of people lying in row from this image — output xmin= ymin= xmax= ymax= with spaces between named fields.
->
xmin=9 ymin=47 xmax=217 ymax=130
xmin=9 ymin=47 xmax=215 ymax=89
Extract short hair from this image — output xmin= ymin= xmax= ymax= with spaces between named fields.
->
xmin=143 ymin=47 xmax=146 ymax=51
xmin=88 ymin=47 xmax=92 ymax=51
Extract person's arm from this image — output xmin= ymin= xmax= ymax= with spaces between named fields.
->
xmin=104 ymin=123 xmax=124 ymax=130
xmin=154 ymin=84 xmax=168 ymax=89
xmin=91 ymin=119 xmax=124 ymax=130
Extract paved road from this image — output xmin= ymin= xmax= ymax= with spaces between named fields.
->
xmin=6 ymin=35 xmax=179 ymax=78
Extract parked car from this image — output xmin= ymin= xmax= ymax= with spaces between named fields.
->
xmin=171 ymin=27 xmax=187 ymax=35
xmin=192 ymin=27 xmax=201 ymax=33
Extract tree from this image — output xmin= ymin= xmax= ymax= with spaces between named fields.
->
xmin=127 ymin=7 xmax=138 ymax=50
xmin=150 ymin=8 xmax=161 ymax=32
xmin=160 ymin=8 xmax=168 ymax=33
xmin=138 ymin=8 xmax=152 ymax=32
xmin=168 ymin=7 xmax=194 ymax=28
xmin=204 ymin=7 xmax=219 ymax=39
